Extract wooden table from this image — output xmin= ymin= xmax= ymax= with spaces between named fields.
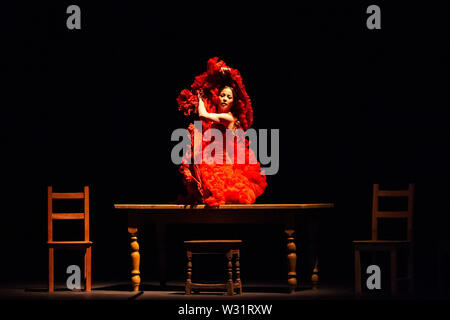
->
xmin=114 ymin=203 xmax=334 ymax=293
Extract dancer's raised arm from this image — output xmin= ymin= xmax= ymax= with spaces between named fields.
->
xmin=197 ymin=92 xmax=234 ymax=124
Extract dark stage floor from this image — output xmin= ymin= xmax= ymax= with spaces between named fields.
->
xmin=1 ymin=281 xmax=447 ymax=301
xmin=0 ymin=281 xmax=352 ymax=300
xmin=1 ymin=281 xmax=448 ymax=319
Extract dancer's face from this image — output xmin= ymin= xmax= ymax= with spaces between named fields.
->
xmin=219 ymin=87 xmax=234 ymax=113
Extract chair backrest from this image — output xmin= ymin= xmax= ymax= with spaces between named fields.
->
xmin=47 ymin=186 xmax=90 ymax=242
xmin=371 ymin=184 xmax=414 ymax=241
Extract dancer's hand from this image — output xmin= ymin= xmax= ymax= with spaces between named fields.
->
xmin=220 ymin=67 xmax=231 ymax=75
xmin=184 ymin=170 xmax=193 ymax=183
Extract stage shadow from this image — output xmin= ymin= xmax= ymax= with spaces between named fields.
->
xmin=169 ymin=285 xmax=307 ymax=295
xmin=93 ymin=283 xmax=184 ymax=292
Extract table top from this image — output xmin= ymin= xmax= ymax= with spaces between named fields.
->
xmin=117 ymin=204 xmax=334 ymax=225
xmin=115 ymin=203 xmax=334 ymax=211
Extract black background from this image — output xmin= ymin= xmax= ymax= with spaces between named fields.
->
xmin=1 ymin=1 xmax=449 ymax=295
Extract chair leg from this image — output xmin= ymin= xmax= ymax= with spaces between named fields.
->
xmin=408 ymin=246 xmax=414 ymax=295
xmin=48 ymin=248 xmax=54 ymax=292
xmin=226 ymin=250 xmax=234 ymax=296
xmin=85 ymin=247 xmax=92 ymax=292
xmin=185 ymin=250 xmax=192 ymax=295
xmin=234 ymin=250 xmax=242 ymax=295
xmin=390 ymin=249 xmax=397 ymax=295
xmin=84 ymin=250 xmax=87 ymax=280
xmin=354 ymin=248 xmax=362 ymax=295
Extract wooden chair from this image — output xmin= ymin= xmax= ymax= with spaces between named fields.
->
xmin=353 ymin=184 xmax=414 ymax=295
xmin=184 ymin=240 xmax=242 ymax=295
xmin=47 ymin=186 xmax=93 ymax=292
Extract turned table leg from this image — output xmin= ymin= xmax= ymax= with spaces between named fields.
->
xmin=311 ymin=258 xmax=319 ymax=290
xmin=285 ymin=229 xmax=297 ymax=293
xmin=129 ymin=227 xmax=141 ymax=291
xmin=308 ymin=216 xmax=320 ymax=290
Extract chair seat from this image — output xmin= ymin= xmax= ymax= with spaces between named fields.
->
xmin=47 ymin=241 xmax=93 ymax=249
xmin=353 ymin=240 xmax=410 ymax=250
xmin=184 ymin=240 xmax=242 ymax=254
xmin=184 ymin=240 xmax=242 ymax=244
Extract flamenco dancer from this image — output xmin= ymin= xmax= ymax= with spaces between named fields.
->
xmin=176 ymin=57 xmax=267 ymax=206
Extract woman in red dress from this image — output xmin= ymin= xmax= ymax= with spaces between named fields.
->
xmin=176 ymin=57 xmax=267 ymax=206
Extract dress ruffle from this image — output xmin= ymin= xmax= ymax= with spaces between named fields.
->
xmin=198 ymin=126 xmax=267 ymax=206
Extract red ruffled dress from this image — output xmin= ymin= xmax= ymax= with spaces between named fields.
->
xmin=176 ymin=57 xmax=267 ymax=206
